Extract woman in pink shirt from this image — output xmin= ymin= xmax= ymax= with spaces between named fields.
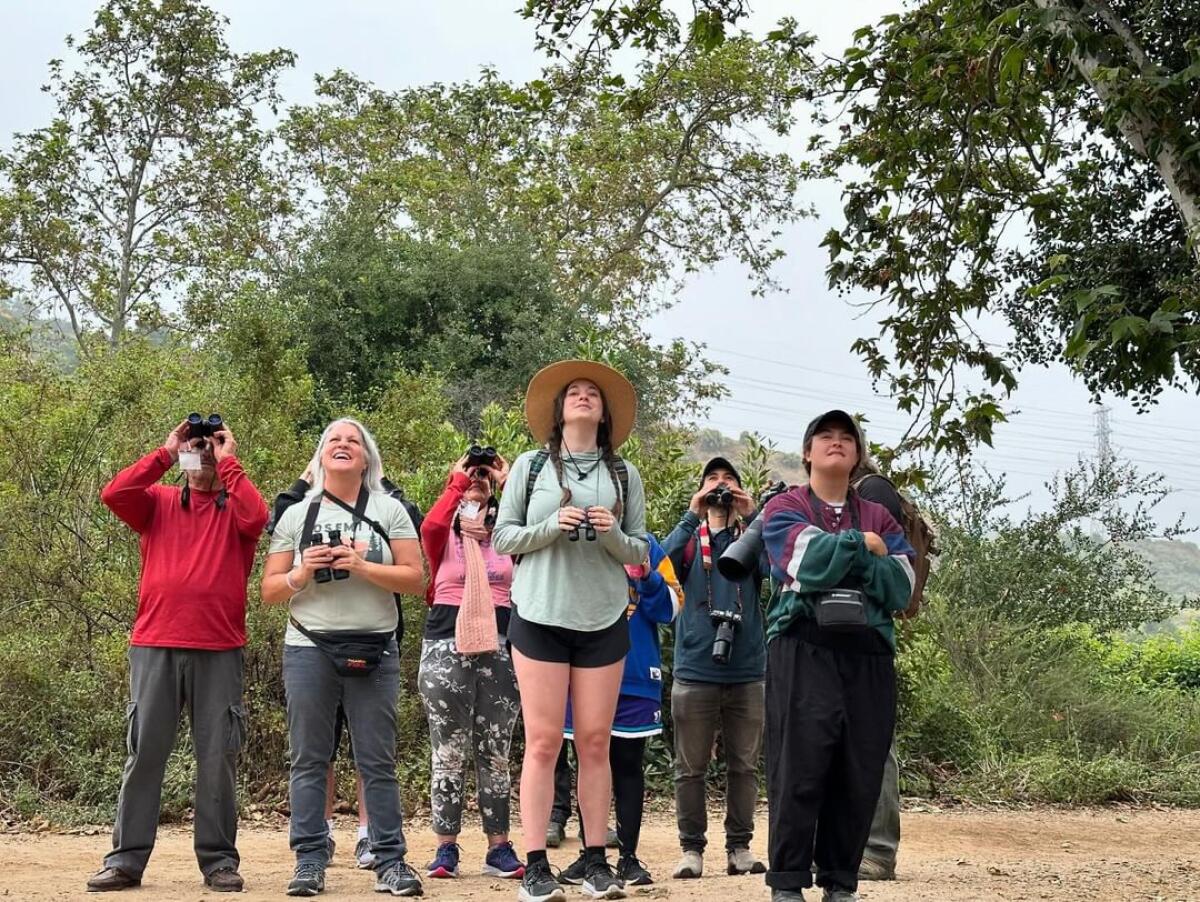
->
xmin=418 ymin=451 xmax=525 ymax=882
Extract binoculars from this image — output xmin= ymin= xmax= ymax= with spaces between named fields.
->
xmin=568 ymin=515 xmax=597 ymax=542
xmin=309 ymin=529 xmax=349 ymax=584
xmin=187 ymin=412 xmax=224 ymax=441
xmin=466 ymin=444 xmax=497 ymax=468
xmin=705 ymin=483 xmax=734 ymax=507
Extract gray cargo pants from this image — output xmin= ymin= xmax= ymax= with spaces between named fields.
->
xmin=671 ymin=677 xmax=765 ymax=853
xmin=864 ymin=740 xmax=900 ymax=868
xmin=104 ymin=645 xmax=245 ymax=879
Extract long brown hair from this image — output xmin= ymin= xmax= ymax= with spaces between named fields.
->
xmin=547 ymin=381 xmax=624 ymax=522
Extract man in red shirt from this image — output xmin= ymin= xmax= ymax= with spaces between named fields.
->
xmin=86 ymin=417 xmax=268 ymax=893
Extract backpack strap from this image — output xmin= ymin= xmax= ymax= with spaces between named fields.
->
xmin=612 ymin=456 xmax=630 ymax=527
xmin=525 ymin=449 xmax=550 ymax=511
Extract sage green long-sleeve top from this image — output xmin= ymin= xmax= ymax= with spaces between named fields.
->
xmin=493 ymin=449 xmax=648 ymax=631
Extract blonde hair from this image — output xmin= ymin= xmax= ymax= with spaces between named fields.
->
xmin=304 ymin=418 xmax=386 ymax=499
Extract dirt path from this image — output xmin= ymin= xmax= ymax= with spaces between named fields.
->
xmin=3 ymin=807 xmax=1198 ymax=901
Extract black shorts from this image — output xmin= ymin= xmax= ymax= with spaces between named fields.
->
xmin=330 ymin=703 xmax=354 ymax=764
xmin=508 ymin=606 xmax=630 ymax=668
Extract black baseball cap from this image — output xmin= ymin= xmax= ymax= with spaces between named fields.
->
xmin=803 ymin=409 xmax=861 ymax=448
xmin=700 ymin=456 xmax=742 ymax=488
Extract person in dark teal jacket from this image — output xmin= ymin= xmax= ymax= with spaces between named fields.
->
xmin=662 ymin=457 xmax=768 ymax=880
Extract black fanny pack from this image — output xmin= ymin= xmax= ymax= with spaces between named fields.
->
xmin=814 ymin=588 xmax=870 ymax=631
xmin=290 ymin=616 xmax=390 ymax=677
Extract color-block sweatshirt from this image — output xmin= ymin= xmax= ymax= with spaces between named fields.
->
xmin=620 ymin=533 xmax=683 ymax=701
xmin=761 ymin=485 xmax=915 ymax=651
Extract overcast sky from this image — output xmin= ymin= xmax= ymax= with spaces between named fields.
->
xmin=2 ymin=1 xmax=1196 ymax=528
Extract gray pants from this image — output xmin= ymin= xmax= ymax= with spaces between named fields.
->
xmin=417 ymin=638 xmax=521 ymax=837
xmin=105 ymin=646 xmax=245 ymax=879
xmin=671 ymin=678 xmax=764 ymax=853
xmin=864 ymin=740 xmax=900 ymax=868
xmin=283 ymin=641 xmax=406 ymax=870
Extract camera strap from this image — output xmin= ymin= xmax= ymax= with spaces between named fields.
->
xmin=697 ymin=521 xmax=744 ymax=617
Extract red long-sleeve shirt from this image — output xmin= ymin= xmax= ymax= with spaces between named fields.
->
xmin=101 ymin=446 xmax=269 ymax=650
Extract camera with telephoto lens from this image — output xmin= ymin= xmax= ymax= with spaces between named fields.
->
xmin=568 ymin=514 xmax=597 ymax=543
xmin=308 ymin=529 xmax=349 ymax=583
xmin=716 ymin=480 xmax=791 ymax=581
xmin=710 ymin=609 xmax=742 ymax=665
xmin=705 ymin=482 xmax=734 ymax=507
xmin=186 ymin=412 xmax=223 ymax=444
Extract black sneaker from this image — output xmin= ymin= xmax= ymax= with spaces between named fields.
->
xmin=558 ymin=850 xmax=587 ymax=885
xmin=581 ymin=856 xmax=625 ymax=900
xmin=615 ymin=854 xmax=652 ymax=886
xmin=518 ymin=858 xmax=566 ymax=902
xmin=286 ymin=861 xmax=326 ymax=897
xmin=375 ymin=860 xmax=423 ymax=896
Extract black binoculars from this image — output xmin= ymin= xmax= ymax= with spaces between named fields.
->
xmin=705 ymin=483 xmax=734 ymax=507
xmin=466 ymin=444 xmax=497 ymax=468
xmin=568 ymin=515 xmax=597 ymax=542
xmin=187 ymin=412 xmax=224 ymax=441
xmin=309 ymin=529 xmax=349 ymax=584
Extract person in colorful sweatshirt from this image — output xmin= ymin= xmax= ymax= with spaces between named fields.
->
xmin=760 ymin=409 xmax=915 ymax=902
xmin=558 ymin=533 xmax=682 ymax=888
xmin=87 ymin=417 xmax=268 ymax=894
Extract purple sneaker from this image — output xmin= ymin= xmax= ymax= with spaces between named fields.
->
xmin=426 ymin=841 xmax=460 ymax=879
xmin=482 ymin=840 xmax=525 ymax=879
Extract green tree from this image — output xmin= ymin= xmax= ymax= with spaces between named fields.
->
xmin=0 ymin=0 xmax=294 ymax=348
xmin=819 ymin=1 xmax=1200 ymax=455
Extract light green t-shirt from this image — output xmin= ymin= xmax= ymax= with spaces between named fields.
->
xmin=493 ymin=449 xmax=647 ymax=631
xmin=269 ymin=492 xmax=418 ymax=646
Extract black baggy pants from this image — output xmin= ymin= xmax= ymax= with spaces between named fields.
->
xmin=765 ymin=624 xmax=896 ymax=893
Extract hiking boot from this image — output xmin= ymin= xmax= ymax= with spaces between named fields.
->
xmin=559 ymin=850 xmax=587 ymax=885
xmin=425 ymin=842 xmax=460 ymax=878
xmin=482 ymin=840 xmax=525 ymax=879
xmin=286 ymin=861 xmax=326 ymax=897
xmin=615 ymin=854 xmax=652 ymax=886
xmin=204 ymin=866 xmax=245 ymax=892
xmin=545 ymin=820 xmax=566 ymax=848
xmin=857 ymin=856 xmax=895 ymax=881
xmin=727 ymin=847 xmax=766 ymax=875
xmin=822 ymin=889 xmax=860 ymax=902
xmin=86 ymin=867 xmax=140 ymax=892
xmin=518 ymin=858 xmax=566 ymax=902
xmin=326 ymin=833 xmax=336 ymax=861
xmin=581 ymin=855 xmax=625 ymax=900
xmin=672 ymin=850 xmax=703 ymax=879
xmin=356 ymin=837 xmax=377 ymax=869
xmin=772 ymin=890 xmax=807 ymax=902
xmin=375 ymin=860 xmax=423 ymax=896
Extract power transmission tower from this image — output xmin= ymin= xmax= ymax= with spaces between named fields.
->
xmin=1094 ymin=404 xmax=1113 ymax=464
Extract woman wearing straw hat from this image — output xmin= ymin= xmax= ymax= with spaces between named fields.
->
xmin=493 ymin=360 xmax=648 ymax=902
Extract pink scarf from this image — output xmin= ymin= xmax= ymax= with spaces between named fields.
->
xmin=455 ymin=506 xmax=499 ymax=655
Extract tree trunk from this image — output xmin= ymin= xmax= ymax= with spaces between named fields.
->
xmin=1034 ymin=0 xmax=1200 ymax=263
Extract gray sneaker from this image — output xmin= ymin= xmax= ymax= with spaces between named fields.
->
xmin=857 ymin=856 xmax=895 ymax=880
xmin=672 ymin=850 xmax=702 ymax=879
xmin=727 ymin=847 xmax=766 ymax=875
xmin=546 ymin=821 xmax=567 ymax=848
xmin=375 ymin=860 xmax=423 ymax=896
xmin=772 ymin=891 xmax=807 ymax=902
xmin=286 ymin=862 xmax=325 ymax=897
xmin=822 ymin=889 xmax=860 ymax=902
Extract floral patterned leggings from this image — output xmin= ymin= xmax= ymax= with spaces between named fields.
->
xmin=417 ymin=638 xmax=521 ymax=836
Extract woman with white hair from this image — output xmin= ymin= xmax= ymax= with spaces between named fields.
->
xmin=262 ymin=418 xmax=425 ymax=898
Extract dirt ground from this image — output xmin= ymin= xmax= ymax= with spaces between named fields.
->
xmin=3 ymin=806 xmax=1199 ymax=901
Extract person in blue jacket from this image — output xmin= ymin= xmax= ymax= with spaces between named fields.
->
xmin=558 ymin=534 xmax=682 ymax=889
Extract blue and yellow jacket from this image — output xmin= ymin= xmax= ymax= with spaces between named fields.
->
xmin=621 ymin=533 xmax=682 ymax=701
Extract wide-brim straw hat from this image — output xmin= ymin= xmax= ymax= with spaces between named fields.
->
xmin=524 ymin=359 xmax=638 ymax=450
